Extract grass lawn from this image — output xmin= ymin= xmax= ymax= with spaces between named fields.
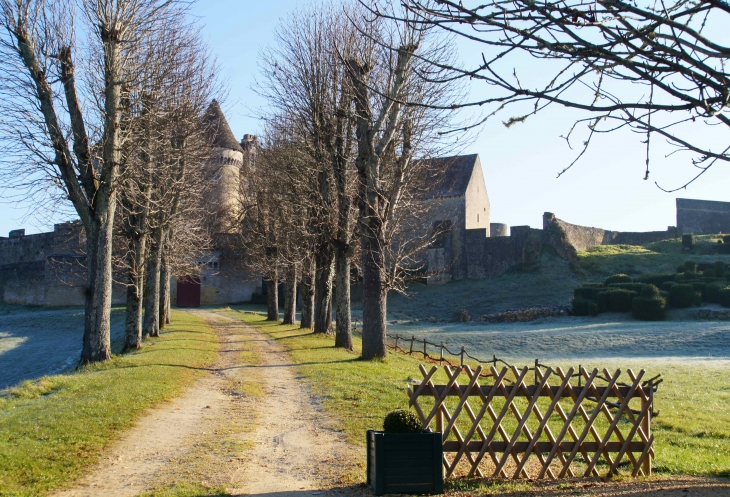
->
xmin=0 ymin=310 xmax=218 ymax=497
xmin=232 ymin=308 xmax=729 ymax=484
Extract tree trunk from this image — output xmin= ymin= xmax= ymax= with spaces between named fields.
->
xmin=314 ymin=249 xmax=334 ymax=334
xmin=81 ymin=215 xmax=115 ymax=363
xmin=300 ymin=257 xmax=315 ymax=329
xmin=143 ymin=230 xmax=164 ymax=337
xmin=123 ymin=232 xmax=146 ymax=352
xmin=266 ymin=272 xmax=279 ymax=321
xmin=360 ymin=223 xmax=388 ymax=359
xmin=283 ymin=267 xmax=298 ymax=325
xmin=334 ymin=247 xmax=352 ymax=349
xmin=159 ymin=253 xmax=170 ymax=329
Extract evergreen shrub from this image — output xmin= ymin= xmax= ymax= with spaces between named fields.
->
xmin=383 ymin=409 xmax=422 ymax=434
xmin=682 ymin=260 xmax=698 ymax=272
xmin=637 ymin=273 xmax=676 ymax=286
xmin=661 ymin=281 xmax=676 ymax=292
xmin=605 ymin=274 xmax=633 ymax=285
xmin=690 ymin=281 xmax=708 ymax=300
xmin=632 ymin=285 xmax=666 ymax=320
xmin=608 ymin=282 xmax=646 ymax=293
xmin=718 ymin=244 xmax=730 ymax=254
xmin=596 ymin=291 xmax=610 ymax=313
xmin=706 ymin=283 xmax=724 ymax=304
xmin=714 ymin=261 xmax=726 ymax=277
xmin=607 ymin=289 xmax=635 ymax=312
xmin=572 ymin=298 xmax=598 ymax=316
xmin=719 ymin=288 xmax=730 ymax=308
xmin=668 ymin=284 xmax=701 ymax=308
xmin=682 ymin=234 xmax=695 ymax=249
xmin=725 ymin=235 xmax=730 ymax=244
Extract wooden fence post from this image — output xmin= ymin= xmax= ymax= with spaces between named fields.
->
xmin=643 ymin=380 xmax=653 ymax=475
xmin=439 ymin=343 xmax=444 ymax=365
xmin=395 ymin=335 xmax=399 ymax=351
xmin=410 ymin=336 xmax=415 ymax=355
xmin=460 ymin=347 xmax=465 ymax=367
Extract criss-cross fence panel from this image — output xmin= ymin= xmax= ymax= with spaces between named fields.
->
xmin=408 ymin=364 xmax=654 ymax=480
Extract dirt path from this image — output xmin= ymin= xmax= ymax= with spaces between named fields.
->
xmin=51 ymin=309 xmax=356 ymax=497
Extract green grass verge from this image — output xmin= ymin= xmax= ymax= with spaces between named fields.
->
xmin=233 ymin=309 xmax=729 ymax=481
xmin=579 ymin=236 xmax=730 ymax=279
xmin=0 ymin=310 xmax=218 ymax=497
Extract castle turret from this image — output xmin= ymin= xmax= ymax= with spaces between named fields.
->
xmin=202 ymin=100 xmax=244 ymax=233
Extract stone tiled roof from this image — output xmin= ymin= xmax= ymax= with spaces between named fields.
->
xmin=202 ymin=100 xmax=244 ymax=153
xmin=418 ymin=154 xmax=478 ymax=199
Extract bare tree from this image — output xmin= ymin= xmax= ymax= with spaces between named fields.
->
xmin=114 ymin=19 xmax=216 ymax=347
xmin=393 ymin=0 xmax=730 ymax=189
xmin=345 ymin=5 xmax=462 ymax=358
xmin=257 ymin=3 xmax=363 ymax=346
xmin=0 ymin=0 xmax=189 ymax=363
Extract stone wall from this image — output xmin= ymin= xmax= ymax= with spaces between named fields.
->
xmin=676 ymin=198 xmax=730 ymax=234
xmin=545 ymin=213 xmax=677 ymax=251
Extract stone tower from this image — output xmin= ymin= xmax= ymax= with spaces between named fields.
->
xmin=202 ymin=100 xmax=244 ymax=233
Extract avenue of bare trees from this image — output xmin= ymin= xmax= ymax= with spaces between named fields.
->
xmin=246 ymin=2 xmax=463 ymax=358
xmin=0 ymin=0 xmax=218 ymax=364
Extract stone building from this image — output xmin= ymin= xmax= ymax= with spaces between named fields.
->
xmin=420 ymin=154 xmax=493 ymax=283
xmin=676 ymin=198 xmax=730 ymax=235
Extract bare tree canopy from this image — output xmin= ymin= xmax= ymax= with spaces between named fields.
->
xmin=387 ymin=0 xmax=730 ymax=189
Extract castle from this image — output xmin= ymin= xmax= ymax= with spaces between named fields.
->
xmin=3 ymin=101 xmax=730 ymax=306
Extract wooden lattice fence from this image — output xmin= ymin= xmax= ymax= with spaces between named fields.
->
xmin=408 ymin=364 xmax=655 ymax=480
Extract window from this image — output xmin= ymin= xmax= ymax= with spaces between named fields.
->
xmin=477 ymin=214 xmax=480 ymax=223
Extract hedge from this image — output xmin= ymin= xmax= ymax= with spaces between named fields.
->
xmin=661 ymin=281 xmax=676 ymax=292
xmin=706 ymin=283 xmax=724 ymax=304
xmin=682 ymin=234 xmax=695 ymax=249
xmin=574 ymin=286 xmax=604 ymax=301
xmin=632 ymin=296 xmax=667 ymax=321
xmin=719 ymin=288 xmax=730 ymax=308
xmin=608 ymin=282 xmax=646 ymax=293
xmin=572 ymin=297 xmax=598 ymax=316
xmin=668 ymin=283 xmax=701 ymax=308
xmin=637 ymin=273 xmax=676 ymax=286
xmin=605 ymin=274 xmax=633 ymax=285
xmin=724 ymin=235 xmax=730 ymax=244
xmin=717 ymin=244 xmax=730 ymax=255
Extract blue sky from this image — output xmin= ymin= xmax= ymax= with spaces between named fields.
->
xmin=2 ymin=0 xmax=728 ymax=236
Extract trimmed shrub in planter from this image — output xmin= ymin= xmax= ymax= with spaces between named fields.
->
xmin=605 ymin=274 xmax=632 ymax=285
xmin=572 ymin=297 xmax=598 ymax=316
xmin=632 ymin=285 xmax=666 ymax=321
xmin=367 ymin=409 xmax=443 ymax=496
xmin=668 ymin=284 xmax=702 ymax=308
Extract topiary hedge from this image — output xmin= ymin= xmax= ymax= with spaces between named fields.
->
xmin=668 ymin=283 xmax=702 ymax=308
xmin=719 ymin=288 xmax=730 ymax=308
xmin=682 ymin=234 xmax=695 ymax=249
xmin=637 ymin=273 xmax=676 ymax=286
xmin=572 ymin=297 xmax=598 ymax=316
xmin=632 ymin=285 xmax=666 ymax=321
xmin=706 ymin=283 xmax=724 ymax=304
xmin=608 ymin=282 xmax=646 ymax=293
xmin=605 ymin=274 xmax=633 ymax=285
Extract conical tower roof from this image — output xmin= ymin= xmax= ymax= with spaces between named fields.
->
xmin=202 ymin=100 xmax=244 ymax=153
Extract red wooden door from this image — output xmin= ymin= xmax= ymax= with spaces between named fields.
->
xmin=177 ymin=276 xmax=201 ymax=307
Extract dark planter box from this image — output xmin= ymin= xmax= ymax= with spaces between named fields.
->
xmin=366 ymin=430 xmax=444 ymax=496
